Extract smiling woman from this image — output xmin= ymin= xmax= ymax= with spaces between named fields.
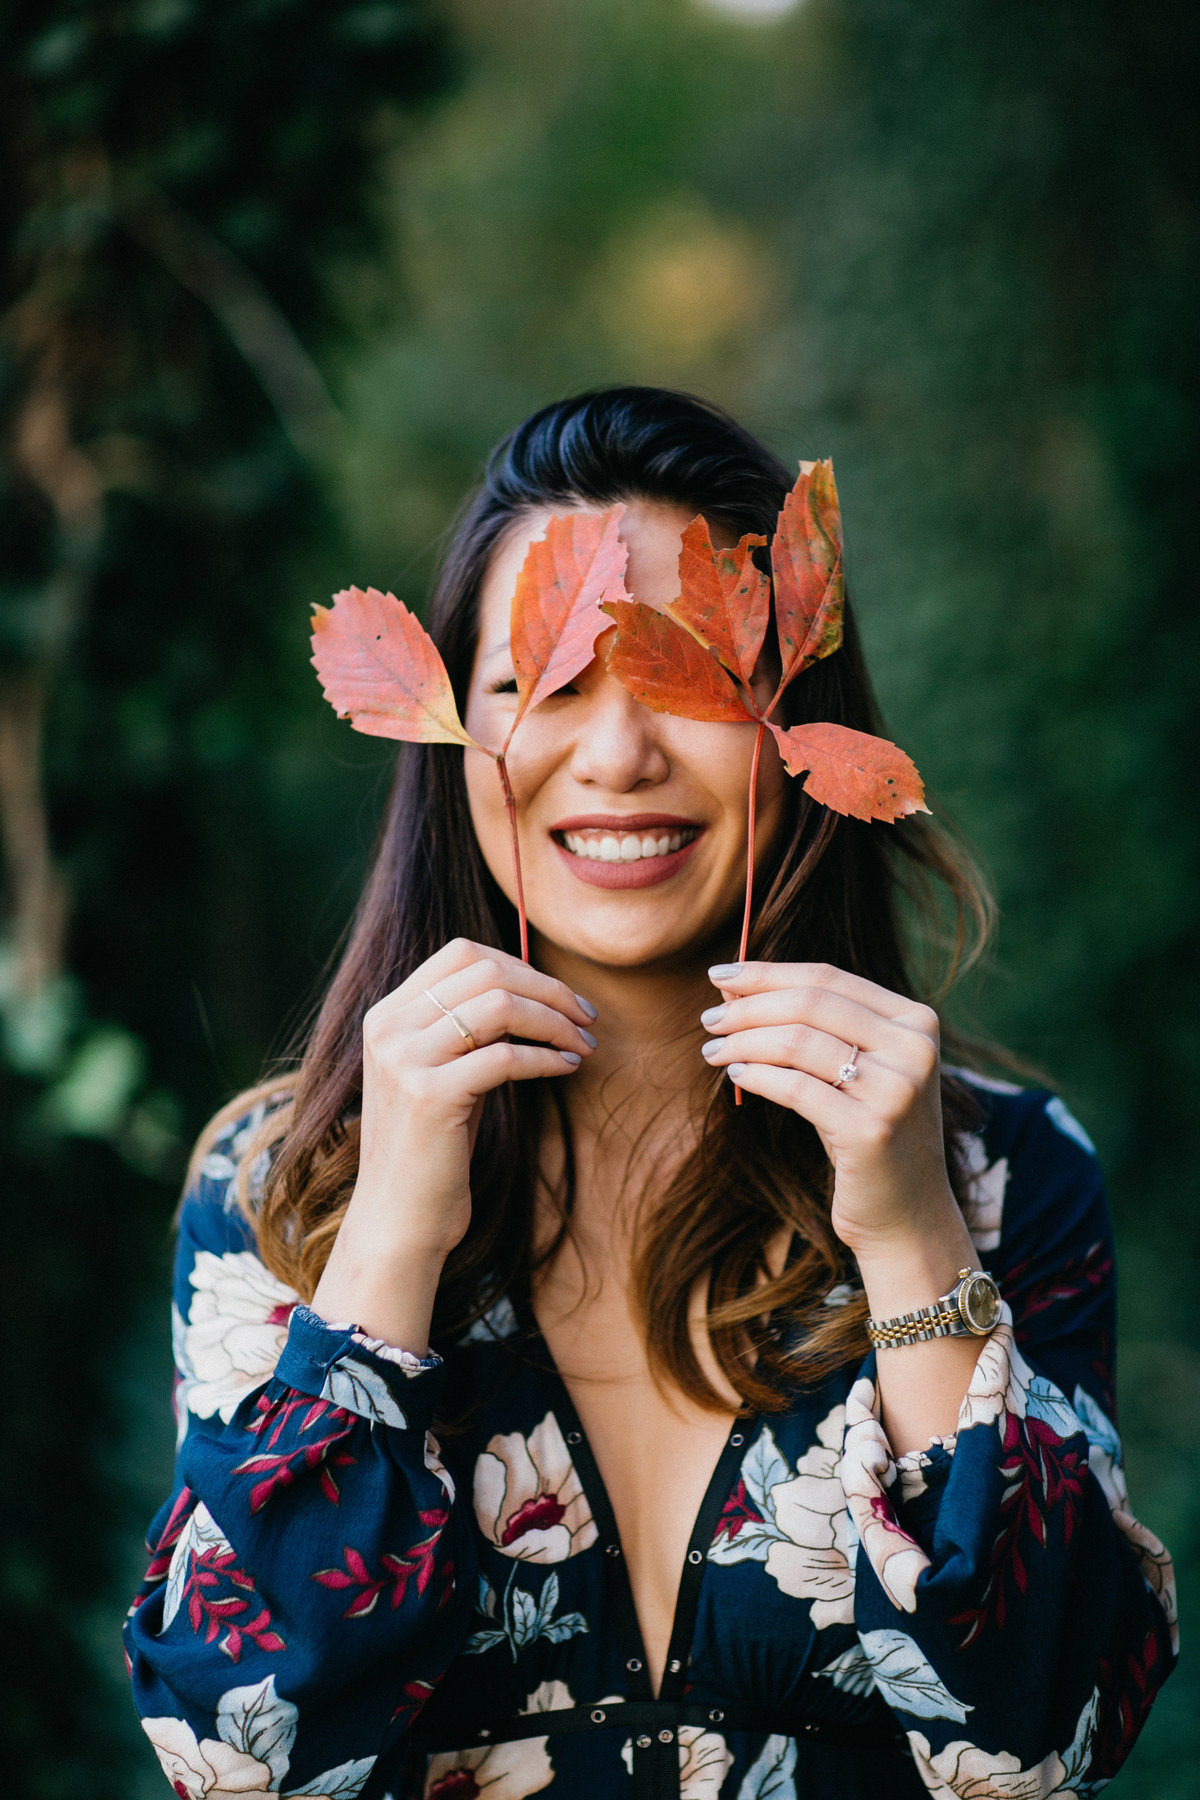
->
xmin=124 ymin=388 xmax=1176 ymax=1800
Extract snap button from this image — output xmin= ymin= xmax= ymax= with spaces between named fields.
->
xmin=687 ymin=1548 xmax=703 ymax=1565
xmin=566 ymin=1430 xmax=582 ymax=1444
xmin=708 ymin=1709 xmax=724 ymax=1723
xmin=730 ymin=1433 xmax=744 ymax=1446
xmin=658 ymin=1728 xmax=674 ymax=1744
xmin=605 ymin=1543 xmax=621 ymax=1558
xmin=669 ymin=1658 xmax=682 ymax=1674
xmin=626 ymin=1657 xmax=642 ymax=1672
xmin=478 ymin=1727 xmax=491 ymax=1738
xmin=636 ymin=1734 xmax=652 ymax=1749
xmin=591 ymin=1708 xmax=606 ymax=1724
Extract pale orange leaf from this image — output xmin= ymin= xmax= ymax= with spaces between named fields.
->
xmin=767 ymin=720 xmax=930 ymax=822
xmin=311 ymin=586 xmax=479 ymax=748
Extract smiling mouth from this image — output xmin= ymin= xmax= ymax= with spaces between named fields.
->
xmin=554 ymin=826 xmax=703 ymax=863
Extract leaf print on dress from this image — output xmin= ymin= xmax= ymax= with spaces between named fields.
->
xmin=854 ymin=1629 xmax=973 ymax=1723
xmin=179 ymin=1249 xmax=298 ymax=1423
xmin=465 ymin=1568 xmax=588 ymax=1658
xmin=423 ymin=1735 xmax=554 ymax=1799
xmin=162 ymin=1500 xmax=286 ymax=1661
xmin=708 ymin=1411 xmax=855 ymax=1628
xmin=907 ymin=1684 xmax=1101 ymax=1799
xmin=473 ymin=1412 xmax=597 ymax=1562
xmin=143 ymin=1673 xmax=376 ymax=1799
xmin=736 ymin=1732 xmax=797 ymax=1800
xmin=319 ymin=1354 xmax=408 ymax=1428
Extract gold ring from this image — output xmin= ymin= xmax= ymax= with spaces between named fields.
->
xmin=423 ymin=987 xmax=477 ymax=1052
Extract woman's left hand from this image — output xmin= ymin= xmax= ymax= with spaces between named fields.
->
xmin=700 ymin=960 xmax=960 ymax=1256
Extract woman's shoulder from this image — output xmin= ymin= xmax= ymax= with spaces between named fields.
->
xmin=177 ymin=1081 xmax=294 ymax=1254
xmin=949 ymin=1067 xmax=1108 ymax=1269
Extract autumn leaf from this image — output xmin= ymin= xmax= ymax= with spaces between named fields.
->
xmin=771 ymin=458 xmax=844 ymax=694
xmin=767 ymin=720 xmax=929 ymax=823
xmin=670 ymin=517 xmax=769 ymax=685
xmin=311 ymin=586 xmax=479 ymax=749
xmin=602 ymin=599 xmax=751 ymax=723
xmin=507 ymin=505 xmax=631 ymax=744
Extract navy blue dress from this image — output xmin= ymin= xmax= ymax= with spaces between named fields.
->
xmin=125 ymin=1075 xmax=1177 ymax=1799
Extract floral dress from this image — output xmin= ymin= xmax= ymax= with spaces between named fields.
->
xmin=125 ymin=1076 xmax=1177 ymax=1800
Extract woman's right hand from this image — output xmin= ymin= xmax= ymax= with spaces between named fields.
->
xmin=311 ymin=939 xmax=596 ymax=1349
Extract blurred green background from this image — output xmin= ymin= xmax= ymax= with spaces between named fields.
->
xmin=2 ymin=0 xmax=1195 ymax=1792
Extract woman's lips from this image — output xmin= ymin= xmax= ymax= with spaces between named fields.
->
xmin=551 ymin=824 xmax=704 ymax=889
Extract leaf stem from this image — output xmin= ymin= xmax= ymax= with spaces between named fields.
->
xmin=734 ymin=720 xmax=766 ymax=1107
xmin=495 ymin=754 xmax=529 ymax=963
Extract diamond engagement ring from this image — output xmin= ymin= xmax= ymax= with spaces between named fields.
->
xmin=832 ymin=1046 xmax=860 ymax=1089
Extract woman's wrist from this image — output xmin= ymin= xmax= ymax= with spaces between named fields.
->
xmin=311 ymin=1239 xmax=450 ymax=1357
xmin=849 ymin=1207 xmax=979 ymax=1324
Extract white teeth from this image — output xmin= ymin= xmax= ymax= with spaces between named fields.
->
xmin=561 ymin=827 xmax=698 ymax=861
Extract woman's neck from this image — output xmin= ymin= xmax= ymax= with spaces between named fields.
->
xmin=530 ymin=936 xmax=716 ymax=1266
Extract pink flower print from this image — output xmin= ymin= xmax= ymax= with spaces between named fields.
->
xmin=424 ymin=1736 xmax=554 ymax=1799
xmin=473 ymin=1412 xmax=597 ymax=1563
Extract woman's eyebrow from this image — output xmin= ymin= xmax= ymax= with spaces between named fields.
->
xmin=482 ymin=641 xmax=513 ymax=662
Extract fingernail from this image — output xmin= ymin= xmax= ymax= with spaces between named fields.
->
xmin=726 ymin=1063 xmax=747 ymax=1082
xmin=709 ymin=963 xmax=742 ymax=982
xmin=575 ymin=993 xmax=598 ymax=1020
xmin=700 ymin=1004 xmax=726 ymax=1028
xmin=560 ymin=1050 xmax=582 ymax=1066
xmin=700 ymin=1040 xmax=723 ymax=1060
xmin=579 ymin=1028 xmax=598 ymax=1050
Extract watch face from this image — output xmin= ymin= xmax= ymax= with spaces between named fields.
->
xmin=961 ymin=1275 xmax=1001 ymax=1334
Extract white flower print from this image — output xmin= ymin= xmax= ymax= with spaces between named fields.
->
xmin=424 ymin=1431 xmax=456 ymax=1503
xmin=143 ymin=1675 xmax=375 ymax=1799
xmin=709 ymin=1412 xmax=856 ymax=1629
xmin=520 ymin=1680 xmax=574 ymax=1715
xmin=959 ymin=1131 xmax=1008 ymax=1253
xmin=180 ymin=1250 xmax=299 ymax=1423
xmin=1112 ymin=1509 xmax=1179 ymax=1655
xmin=907 ymin=1685 xmax=1100 ymax=1799
xmin=423 ymin=1737 xmax=554 ymax=1799
xmin=841 ymin=1378 xmax=930 ymax=1614
xmin=473 ymin=1412 xmax=597 ymax=1563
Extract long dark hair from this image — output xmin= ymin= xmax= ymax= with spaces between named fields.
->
xmin=228 ymin=387 xmax=996 ymax=1412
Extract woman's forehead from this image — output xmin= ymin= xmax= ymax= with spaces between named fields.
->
xmin=474 ymin=497 xmax=700 ymax=663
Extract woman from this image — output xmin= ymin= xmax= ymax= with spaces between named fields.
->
xmin=126 ymin=389 xmax=1176 ymax=1800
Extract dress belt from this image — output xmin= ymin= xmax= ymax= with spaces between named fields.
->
xmin=412 ymin=1699 xmax=909 ymax=1755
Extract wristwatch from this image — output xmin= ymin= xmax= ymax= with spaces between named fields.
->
xmin=866 ymin=1268 xmax=1002 ymax=1349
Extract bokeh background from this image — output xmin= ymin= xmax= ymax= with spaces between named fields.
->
xmin=2 ymin=0 xmax=1196 ymax=1791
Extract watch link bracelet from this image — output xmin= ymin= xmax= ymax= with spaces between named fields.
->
xmin=866 ymin=1267 xmax=1002 ymax=1349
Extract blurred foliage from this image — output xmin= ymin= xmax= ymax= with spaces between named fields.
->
xmin=1 ymin=0 xmax=1196 ymax=1792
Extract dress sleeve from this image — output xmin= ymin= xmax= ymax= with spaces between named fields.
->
xmin=123 ymin=1123 xmax=475 ymax=1799
xmin=837 ymin=1087 xmax=1177 ymax=1793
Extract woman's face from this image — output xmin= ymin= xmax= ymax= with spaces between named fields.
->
xmin=463 ymin=498 xmax=786 ymax=973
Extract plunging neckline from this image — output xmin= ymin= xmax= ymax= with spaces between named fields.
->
xmin=515 ymin=1294 xmax=755 ymax=1704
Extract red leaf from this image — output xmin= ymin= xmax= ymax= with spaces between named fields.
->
xmin=771 ymin=460 xmax=844 ymax=692
xmin=602 ymin=601 xmax=752 ymax=724
xmin=507 ymin=506 xmax=631 ymax=743
xmin=767 ymin=721 xmax=929 ymax=822
xmin=255 ymin=1631 xmax=286 ymax=1653
xmin=345 ymin=1589 xmax=380 ymax=1619
xmin=344 ymin=1546 xmax=371 ymax=1582
xmin=671 ymin=517 xmax=769 ymax=685
xmin=312 ymin=1568 xmax=356 ymax=1589
xmin=311 ymin=587 xmax=480 ymax=749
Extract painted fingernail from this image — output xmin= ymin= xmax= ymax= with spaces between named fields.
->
xmin=726 ymin=1064 xmax=747 ymax=1082
xmin=700 ymin=1004 xmax=726 ymax=1028
xmin=700 ymin=1039 xmax=723 ymax=1059
xmin=709 ymin=963 xmax=742 ymax=982
xmin=575 ymin=993 xmax=598 ymax=1020
xmin=579 ymin=1029 xmax=598 ymax=1050
xmin=560 ymin=1050 xmax=582 ymax=1066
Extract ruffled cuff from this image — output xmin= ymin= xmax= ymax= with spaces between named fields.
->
xmin=839 ymin=1303 xmax=1022 ymax=1612
xmin=275 ymin=1303 xmax=444 ymax=1432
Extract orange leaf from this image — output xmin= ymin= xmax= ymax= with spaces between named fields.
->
xmin=670 ymin=517 xmax=769 ymax=686
xmin=508 ymin=506 xmax=631 ymax=744
xmin=602 ymin=600 xmax=752 ymax=723
xmin=311 ymin=587 xmax=479 ymax=749
xmin=767 ymin=720 xmax=929 ymax=822
xmin=771 ymin=459 xmax=844 ymax=693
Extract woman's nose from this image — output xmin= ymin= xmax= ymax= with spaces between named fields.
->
xmin=567 ymin=672 xmax=670 ymax=790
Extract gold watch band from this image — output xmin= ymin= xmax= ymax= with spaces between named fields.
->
xmin=866 ymin=1304 xmax=964 ymax=1348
